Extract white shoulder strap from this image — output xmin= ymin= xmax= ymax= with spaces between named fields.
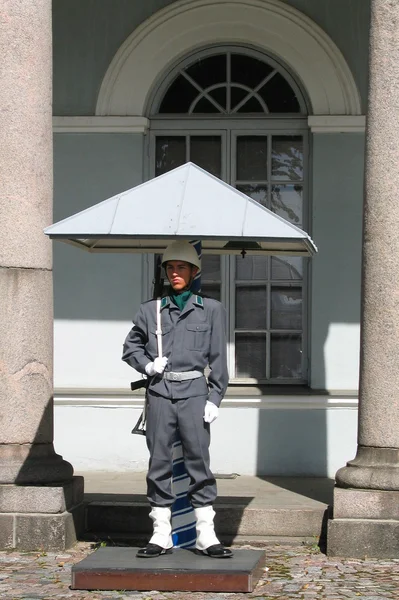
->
xmin=155 ymin=297 xmax=162 ymax=358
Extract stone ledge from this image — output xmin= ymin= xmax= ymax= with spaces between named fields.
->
xmin=16 ymin=505 xmax=85 ymax=551
xmin=0 ymin=476 xmax=84 ymax=513
xmin=0 ymin=514 xmax=14 ymax=549
xmin=0 ymin=504 xmax=85 ymax=551
xmin=333 ymin=487 xmax=399 ymax=519
xmin=86 ymin=501 xmax=328 ymax=538
xmin=216 ymin=505 xmax=327 ymax=537
xmin=327 ymin=518 xmax=399 ymax=559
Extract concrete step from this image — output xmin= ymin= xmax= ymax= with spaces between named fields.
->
xmin=79 ymin=472 xmax=333 ymax=542
xmin=84 ymin=499 xmax=329 ymax=540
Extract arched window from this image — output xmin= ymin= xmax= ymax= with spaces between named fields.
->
xmin=149 ymin=47 xmax=309 ymax=385
xmin=153 ymin=50 xmax=305 ymax=115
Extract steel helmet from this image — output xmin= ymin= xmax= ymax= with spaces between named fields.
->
xmin=162 ymin=241 xmax=201 ymax=270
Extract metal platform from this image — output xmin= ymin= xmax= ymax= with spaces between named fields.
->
xmin=71 ymin=546 xmax=266 ymax=593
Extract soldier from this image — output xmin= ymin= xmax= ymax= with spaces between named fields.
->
xmin=122 ymin=240 xmax=232 ymax=559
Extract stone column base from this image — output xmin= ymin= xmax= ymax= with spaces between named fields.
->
xmin=0 ymin=476 xmax=84 ymax=551
xmin=0 ymin=444 xmax=74 ymax=484
xmin=335 ymin=446 xmax=399 ymax=490
xmin=327 ymin=487 xmax=399 ymax=558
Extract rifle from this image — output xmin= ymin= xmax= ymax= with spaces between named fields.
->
xmin=131 ymin=255 xmax=164 ymax=435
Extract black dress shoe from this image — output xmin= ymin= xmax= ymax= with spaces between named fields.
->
xmin=196 ymin=544 xmax=233 ymax=558
xmin=136 ymin=543 xmax=173 ymax=558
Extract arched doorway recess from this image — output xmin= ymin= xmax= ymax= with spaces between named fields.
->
xmin=94 ymin=0 xmax=361 ymax=383
xmin=96 ymin=0 xmax=361 ymax=117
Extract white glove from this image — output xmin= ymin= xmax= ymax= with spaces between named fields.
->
xmin=203 ymin=401 xmax=219 ymax=424
xmin=145 ymin=356 xmax=168 ymax=376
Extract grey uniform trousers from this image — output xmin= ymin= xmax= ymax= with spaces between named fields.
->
xmin=145 ymin=390 xmax=217 ymax=508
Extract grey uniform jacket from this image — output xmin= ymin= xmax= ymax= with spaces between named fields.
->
xmin=122 ymin=294 xmax=229 ymax=407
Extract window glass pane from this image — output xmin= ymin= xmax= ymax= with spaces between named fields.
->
xmin=159 ymin=76 xmax=198 ymax=113
xmin=271 ymin=334 xmax=302 ymax=379
xmin=237 ymin=96 xmax=264 ymax=113
xmin=237 ymin=184 xmax=268 ymax=208
xmin=186 ymin=54 xmax=226 ymax=88
xmin=231 ymin=54 xmax=274 ymax=88
xmin=155 ymin=137 xmax=186 ymax=176
xmin=271 ymin=184 xmax=302 ymax=226
xmin=259 ymin=72 xmax=301 ymax=113
xmin=235 ymin=333 xmax=266 ymax=379
xmin=201 ymin=283 xmax=220 ymax=301
xmin=209 ymin=87 xmax=227 ymax=111
xmin=272 ymin=136 xmax=303 ymax=181
xmin=236 ymin=256 xmax=268 ymax=280
xmin=231 ymin=86 xmax=248 ymax=111
xmin=271 ymin=286 xmax=302 ymax=329
xmin=201 ymin=255 xmax=221 ymax=280
xmin=236 ymin=285 xmax=266 ymax=329
xmin=192 ymin=96 xmax=220 ymax=113
xmin=236 ymin=136 xmax=268 ymax=181
xmin=190 ymin=136 xmax=222 ymax=177
xmin=271 ymin=257 xmax=303 ymax=280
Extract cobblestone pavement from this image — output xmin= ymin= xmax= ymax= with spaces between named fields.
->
xmin=0 ymin=541 xmax=398 ymax=600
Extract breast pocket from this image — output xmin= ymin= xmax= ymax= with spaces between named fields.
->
xmin=147 ymin=326 xmax=172 ymax=355
xmin=185 ymin=323 xmax=210 ymax=351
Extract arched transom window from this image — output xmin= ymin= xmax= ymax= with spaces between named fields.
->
xmin=153 ymin=49 xmax=306 ymax=115
xmin=149 ymin=47 xmax=309 ymax=385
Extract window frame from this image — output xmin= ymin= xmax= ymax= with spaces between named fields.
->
xmin=144 ymin=45 xmax=311 ymax=386
xmin=149 ymin=45 xmax=308 ymax=117
xmin=146 ymin=125 xmax=310 ymax=385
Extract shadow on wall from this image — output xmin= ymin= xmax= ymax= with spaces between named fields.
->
xmin=52 ymin=132 xmax=145 ymax=321
xmin=53 ymin=243 xmax=143 ymax=321
xmin=256 ymin=409 xmax=329 ymax=477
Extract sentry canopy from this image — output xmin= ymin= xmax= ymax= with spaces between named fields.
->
xmin=44 ymin=162 xmax=317 ymax=256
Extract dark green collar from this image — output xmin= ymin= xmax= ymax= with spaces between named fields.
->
xmin=170 ymin=290 xmax=192 ymax=312
xmin=160 ymin=294 xmax=204 ymax=310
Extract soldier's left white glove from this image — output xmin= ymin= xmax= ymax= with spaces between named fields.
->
xmin=145 ymin=356 xmax=168 ymax=376
xmin=203 ymin=401 xmax=219 ymax=424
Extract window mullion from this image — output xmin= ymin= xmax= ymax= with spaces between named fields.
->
xmin=267 ymin=134 xmax=272 ymax=379
xmin=227 ymin=52 xmax=231 ymax=114
xmin=266 ymin=282 xmax=271 ymax=379
xmin=231 ymin=69 xmax=277 ymax=114
xmin=181 ymin=71 xmax=226 ymax=114
xmin=229 ymin=130 xmax=236 ymax=378
xmin=186 ymin=135 xmax=190 ymax=162
xmin=267 ymin=133 xmax=272 ymax=208
xmin=228 ymin=254 xmax=236 ymax=379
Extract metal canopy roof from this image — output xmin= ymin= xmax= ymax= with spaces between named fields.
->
xmin=44 ymin=162 xmax=317 ymax=256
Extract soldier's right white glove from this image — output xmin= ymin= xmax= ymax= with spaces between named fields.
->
xmin=203 ymin=401 xmax=219 ymax=424
xmin=145 ymin=356 xmax=168 ymax=376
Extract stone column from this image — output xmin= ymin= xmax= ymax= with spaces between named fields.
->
xmin=328 ymin=0 xmax=399 ymax=558
xmin=0 ymin=0 xmax=83 ymax=550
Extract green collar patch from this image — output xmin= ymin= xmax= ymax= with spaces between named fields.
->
xmin=160 ymin=297 xmax=169 ymax=309
xmin=194 ymin=295 xmax=204 ymax=307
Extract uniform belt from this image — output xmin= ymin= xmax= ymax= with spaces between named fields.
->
xmin=163 ymin=370 xmax=204 ymax=382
